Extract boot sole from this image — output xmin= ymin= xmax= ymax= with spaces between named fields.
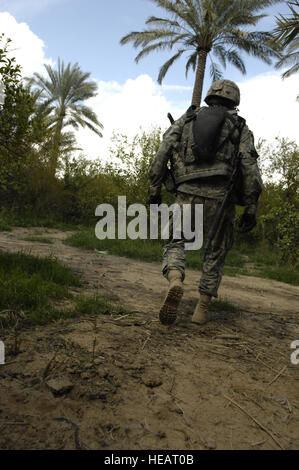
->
xmin=159 ymin=285 xmax=184 ymax=325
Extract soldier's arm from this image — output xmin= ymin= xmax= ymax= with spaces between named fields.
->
xmin=238 ymin=124 xmax=263 ymax=214
xmin=148 ymin=114 xmax=185 ymax=199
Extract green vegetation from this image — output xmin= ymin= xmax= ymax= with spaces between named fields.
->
xmin=26 ymin=58 xmax=103 ymax=177
xmin=74 ymin=295 xmax=130 ymax=317
xmin=0 ymin=212 xmax=79 ymax=231
xmin=272 ymin=0 xmax=299 ymax=80
xmin=0 ymin=34 xmax=48 ymax=213
xmin=257 ymin=137 xmax=299 ymax=265
xmin=0 ymin=0 xmax=298 ymax=329
xmin=65 ymin=229 xmax=163 ymax=262
xmin=0 ymin=252 xmax=129 ymax=328
xmin=0 ymin=218 xmax=12 ymax=232
xmin=64 ymin=227 xmax=299 ymax=286
xmin=257 ymin=266 xmax=299 ymax=285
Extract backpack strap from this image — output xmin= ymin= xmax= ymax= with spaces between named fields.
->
xmin=184 ymin=105 xmax=197 ymax=123
xmin=215 ymin=114 xmax=245 ymax=153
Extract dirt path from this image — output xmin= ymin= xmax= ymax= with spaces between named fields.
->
xmin=0 ymin=227 xmax=298 ymax=450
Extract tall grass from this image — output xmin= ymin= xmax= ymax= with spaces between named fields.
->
xmin=0 ymin=212 xmax=79 ymax=231
xmin=0 ymin=252 xmax=79 ymax=323
xmin=64 ymin=228 xmax=299 ymax=285
xmin=0 ymin=251 xmax=129 ymax=327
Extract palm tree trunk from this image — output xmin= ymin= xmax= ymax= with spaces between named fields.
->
xmin=50 ymin=112 xmax=64 ymax=176
xmin=191 ymin=49 xmax=208 ymax=107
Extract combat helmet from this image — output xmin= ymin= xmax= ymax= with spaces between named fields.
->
xmin=204 ymin=79 xmax=240 ymax=107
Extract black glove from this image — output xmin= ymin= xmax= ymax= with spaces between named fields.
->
xmin=147 ymin=194 xmax=162 ymax=206
xmin=239 ymin=212 xmax=257 ymax=233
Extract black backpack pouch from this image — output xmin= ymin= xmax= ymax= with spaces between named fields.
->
xmin=191 ymin=106 xmax=227 ymax=163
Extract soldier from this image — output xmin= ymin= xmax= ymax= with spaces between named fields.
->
xmin=148 ymin=79 xmax=262 ymax=326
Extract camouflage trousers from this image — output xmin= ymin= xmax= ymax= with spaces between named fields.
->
xmin=162 ymin=191 xmax=235 ymax=298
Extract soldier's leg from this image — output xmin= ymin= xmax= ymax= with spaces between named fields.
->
xmin=160 ymin=192 xmax=194 ymax=325
xmin=199 ymin=200 xmax=235 ymax=298
xmin=192 ymin=199 xmax=235 ymax=325
xmin=162 ymin=192 xmax=194 ymax=281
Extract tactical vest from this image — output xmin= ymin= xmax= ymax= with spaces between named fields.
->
xmin=170 ymin=106 xmax=245 ymax=185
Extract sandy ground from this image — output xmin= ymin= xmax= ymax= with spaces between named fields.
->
xmin=0 ymin=227 xmax=298 ymax=450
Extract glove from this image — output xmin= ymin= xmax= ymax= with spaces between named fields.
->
xmin=239 ymin=209 xmax=257 ymax=233
xmin=147 ymin=194 xmax=162 ymax=206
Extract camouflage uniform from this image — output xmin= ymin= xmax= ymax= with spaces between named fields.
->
xmin=162 ymin=192 xmax=235 ymax=297
xmin=148 ymin=88 xmax=262 ymax=298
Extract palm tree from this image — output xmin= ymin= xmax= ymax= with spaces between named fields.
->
xmin=272 ymin=1 xmax=299 ymax=79
xmin=120 ymin=0 xmax=281 ymax=106
xmin=27 ymin=58 xmax=103 ymax=174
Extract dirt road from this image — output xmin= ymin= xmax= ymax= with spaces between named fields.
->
xmin=0 ymin=227 xmax=298 ymax=450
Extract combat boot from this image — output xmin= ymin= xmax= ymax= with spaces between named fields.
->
xmin=191 ymin=294 xmax=212 ymax=325
xmin=159 ymin=270 xmax=184 ymax=325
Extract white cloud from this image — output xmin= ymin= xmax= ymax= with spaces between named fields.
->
xmin=75 ymin=74 xmax=189 ymax=159
xmin=161 ymin=84 xmax=193 ymax=92
xmin=0 ymin=12 xmax=53 ymax=76
xmin=238 ymin=72 xmax=299 ymax=144
xmin=76 ymin=71 xmax=299 ymax=160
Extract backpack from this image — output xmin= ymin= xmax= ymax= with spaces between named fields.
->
xmin=182 ymin=105 xmax=242 ymax=164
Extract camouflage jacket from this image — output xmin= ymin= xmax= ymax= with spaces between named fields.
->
xmin=148 ymin=106 xmax=263 ymax=209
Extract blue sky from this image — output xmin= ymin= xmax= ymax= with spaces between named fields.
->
xmin=0 ymin=0 xmax=298 ymax=157
xmin=2 ymin=0 xmax=291 ymax=87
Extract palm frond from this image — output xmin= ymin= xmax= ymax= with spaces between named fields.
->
xmin=145 ymin=16 xmax=181 ymax=29
xmin=185 ymin=51 xmax=197 ymax=77
xmin=120 ymin=29 xmax=179 ymax=48
xmin=150 ymin=0 xmax=201 ymax=33
xmin=222 ymin=30 xmax=280 ymax=64
xmin=120 ymin=0 xmax=282 ymax=100
xmin=225 ymin=49 xmax=246 ymax=74
xmin=158 ymin=49 xmax=185 ymax=84
xmin=272 ymin=0 xmax=299 ymax=47
xmin=135 ymin=35 xmax=190 ymax=62
xmin=282 ymin=62 xmax=299 ymax=77
xmin=26 ymin=58 xmax=103 ymax=162
xmin=213 ymin=45 xmax=227 ymax=68
xmin=209 ymin=59 xmax=223 ymax=81
xmin=275 ymin=49 xmax=299 ymax=77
